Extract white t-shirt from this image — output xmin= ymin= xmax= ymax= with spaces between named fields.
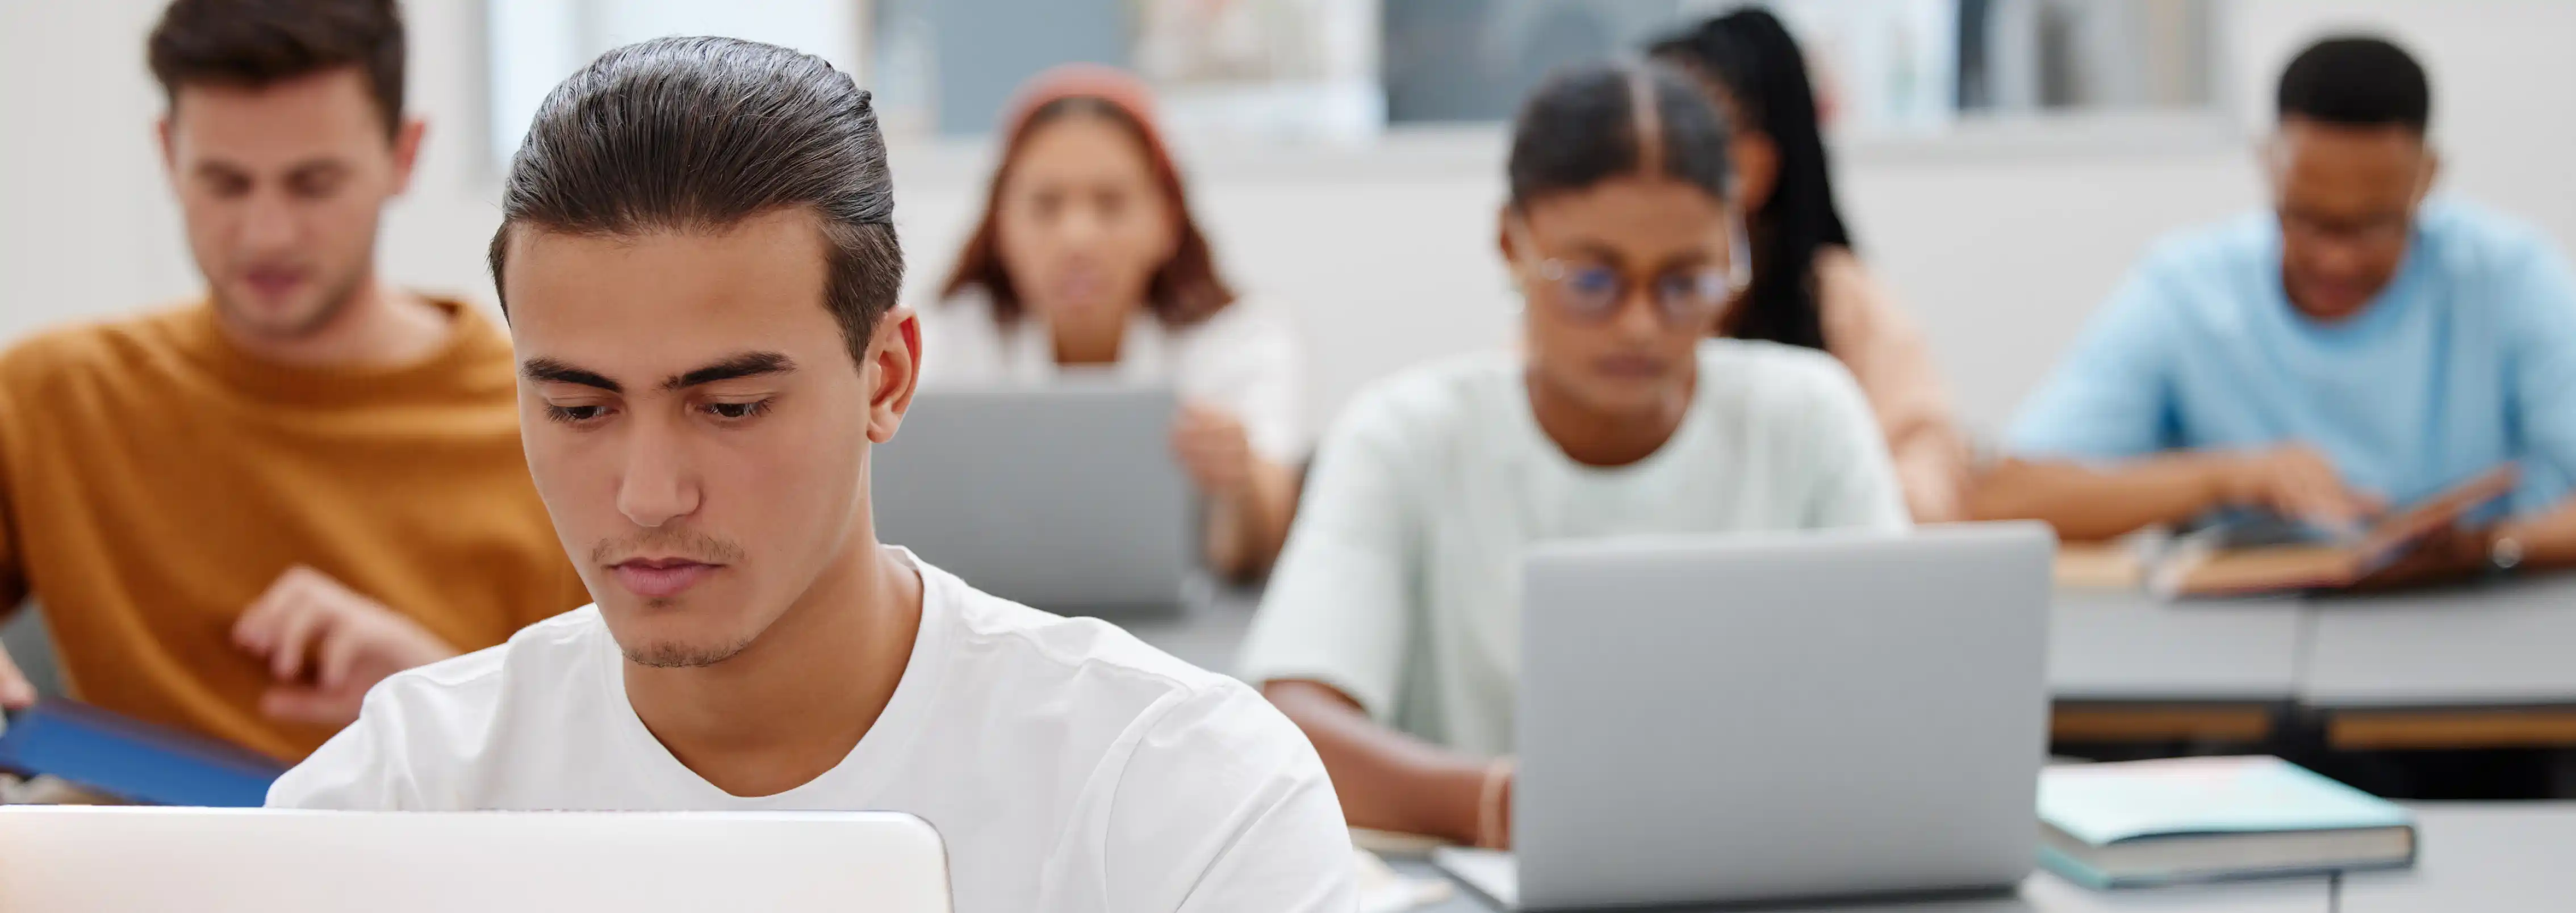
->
xmin=918 ymin=291 xmax=1309 ymax=462
xmin=1236 ymin=341 xmax=1911 ymax=757
xmin=270 ymin=554 xmax=1356 ymax=913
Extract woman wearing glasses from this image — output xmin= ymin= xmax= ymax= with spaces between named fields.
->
xmin=1239 ymin=61 xmax=1908 ymax=848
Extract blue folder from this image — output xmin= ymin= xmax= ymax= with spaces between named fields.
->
xmin=0 ymin=699 xmax=288 ymax=807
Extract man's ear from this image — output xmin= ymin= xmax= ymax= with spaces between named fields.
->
xmin=2417 ymin=146 xmax=2443 ymax=202
xmin=390 ymin=117 xmax=427 ymax=197
xmin=865 ymin=306 xmax=923 ymax=445
xmin=1495 ymin=204 xmax=1519 ymax=264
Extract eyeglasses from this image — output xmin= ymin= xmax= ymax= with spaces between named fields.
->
xmin=1507 ymin=215 xmax=1753 ymax=325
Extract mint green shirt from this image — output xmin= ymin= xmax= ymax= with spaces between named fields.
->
xmin=1238 ymin=342 xmax=1910 ymax=755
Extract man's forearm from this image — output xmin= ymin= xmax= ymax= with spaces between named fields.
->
xmin=1967 ymin=455 xmax=2228 ymax=541
xmin=2499 ymin=500 xmax=2576 ymax=569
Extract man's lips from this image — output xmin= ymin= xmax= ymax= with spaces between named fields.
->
xmin=609 ymin=558 xmax=722 ymax=600
xmin=241 ymin=267 xmax=308 ymax=300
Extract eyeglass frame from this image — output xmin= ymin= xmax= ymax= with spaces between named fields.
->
xmin=1503 ymin=210 xmax=1754 ymax=326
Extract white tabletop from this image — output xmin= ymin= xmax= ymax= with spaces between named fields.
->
xmin=1387 ymin=859 xmax=2330 ymax=912
xmin=2048 ymin=590 xmax=2307 ymax=702
xmin=2336 ymin=802 xmax=2576 ymax=911
xmin=2301 ymin=575 xmax=2576 ymax=707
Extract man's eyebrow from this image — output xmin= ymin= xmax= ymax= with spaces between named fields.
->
xmin=666 ymin=352 xmax=797 ymax=392
xmin=286 ymin=160 xmax=351 ymax=180
xmin=521 ymin=357 xmax=622 ymax=393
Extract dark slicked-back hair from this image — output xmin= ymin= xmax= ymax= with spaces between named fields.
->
xmin=147 ymin=0 xmax=408 ymax=136
xmin=2278 ymin=36 xmax=2431 ymax=134
xmin=490 ymin=36 xmax=902 ymax=369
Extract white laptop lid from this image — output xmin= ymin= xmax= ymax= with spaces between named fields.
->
xmin=0 ymin=807 xmax=951 ymax=913
xmin=1513 ymin=523 xmax=2054 ymax=910
xmin=872 ymin=383 xmax=1191 ymax=614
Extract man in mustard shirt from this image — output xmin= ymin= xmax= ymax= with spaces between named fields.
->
xmin=0 ymin=0 xmax=584 ymax=760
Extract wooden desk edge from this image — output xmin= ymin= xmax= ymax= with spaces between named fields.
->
xmin=2326 ymin=706 xmax=2576 ymax=749
xmin=2051 ymin=703 xmax=2277 ymax=742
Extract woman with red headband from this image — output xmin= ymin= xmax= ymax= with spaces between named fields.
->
xmin=929 ymin=65 xmax=1304 ymax=581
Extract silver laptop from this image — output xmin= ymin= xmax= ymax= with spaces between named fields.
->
xmin=0 ymin=807 xmax=951 ymax=912
xmin=1442 ymin=523 xmax=2054 ymax=910
xmin=873 ymin=383 xmax=1193 ymax=615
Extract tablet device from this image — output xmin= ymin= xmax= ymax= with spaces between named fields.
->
xmin=0 ymin=700 xmax=287 ymax=807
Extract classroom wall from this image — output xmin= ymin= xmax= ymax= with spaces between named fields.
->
xmin=5 ymin=0 xmax=2572 ymax=438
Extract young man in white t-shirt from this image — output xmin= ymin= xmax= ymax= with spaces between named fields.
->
xmin=266 ymin=37 xmax=1354 ymax=912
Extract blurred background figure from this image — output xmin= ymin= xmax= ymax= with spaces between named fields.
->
xmin=925 ymin=65 xmax=1307 ymax=581
xmin=1243 ymin=61 xmax=1906 ymax=848
xmin=1974 ymin=36 xmax=2576 ymax=588
xmin=1650 ymin=7 xmax=1971 ymax=523
xmin=0 ymin=0 xmax=584 ymax=762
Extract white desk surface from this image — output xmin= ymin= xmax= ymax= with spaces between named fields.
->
xmin=1386 ymin=859 xmax=2330 ymax=913
xmin=2301 ymin=575 xmax=2576 ymax=708
xmin=2336 ymin=802 xmax=2576 ymax=911
xmin=2048 ymin=591 xmax=2306 ymax=702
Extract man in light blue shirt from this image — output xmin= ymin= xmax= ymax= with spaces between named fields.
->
xmin=1975 ymin=36 xmax=2576 ymax=580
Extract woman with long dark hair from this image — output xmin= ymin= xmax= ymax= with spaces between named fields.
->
xmin=928 ymin=65 xmax=1304 ymax=580
xmin=1653 ymin=9 xmax=1972 ymax=522
xmin=1240 ymin=61 xmax=1907 ymax=848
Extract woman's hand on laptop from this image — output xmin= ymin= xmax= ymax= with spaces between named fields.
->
xmin=1172 ymin=403 xmax=1255 ymax=497
xmin=231 ymin=566 xmax=458 ymax=726
xmin=1174 ymin=403 xmax=1300 ymax=580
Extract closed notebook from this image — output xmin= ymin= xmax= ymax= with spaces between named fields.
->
xmin=2039 ymin=756 xmax=2415 ymax=889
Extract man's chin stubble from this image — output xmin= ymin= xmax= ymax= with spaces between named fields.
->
xmin=213 ymin=274 xmax=365 ymax=341
xmin=624 ymin=636 xmax=758 ymax=669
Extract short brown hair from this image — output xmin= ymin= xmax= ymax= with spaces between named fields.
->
xmin=147 ymin=0 xmax=407 ymax=136
xmin=489 ymin=37 xmax=903 ymax=370
xmin=941 ymin=91 xmax=1235 ymax=326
